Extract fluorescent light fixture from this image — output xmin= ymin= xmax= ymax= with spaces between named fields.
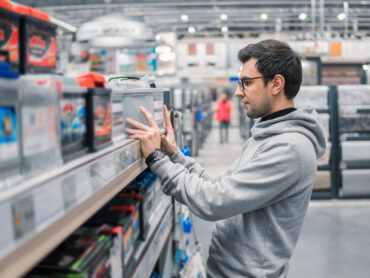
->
xmin=188 ymin=26 xmax=196 ymax=33
xmin=220 ymin=14 xmax=228 ymax=21
xmin=221 ymin=26 xmax=228 ymax=32
xmin=159 ymin=53 xmax=176 ymax=62
xmin=260 ymin=13 xmax=268 ymax=21
xmin=298 ymin=12 xmax=307 ymax=21
xmin=337 ymin=12 xmax=346 ymax=20
xmin=181 ymin=14 xmax=189 ymax=22
xmin=155 ymin=45 xmax=171 ymax=54
xmin=49 ymin=16 xmax=77 ymax=32
xmin=155 ymin=34 xmax=161 ymax=41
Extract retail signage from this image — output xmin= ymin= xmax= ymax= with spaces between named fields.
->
xmin=76 ymin=15 xmax=153 ymax=44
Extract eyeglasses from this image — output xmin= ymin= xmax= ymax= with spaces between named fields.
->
xmin=237 ymin=76 xmax=264 ymax=91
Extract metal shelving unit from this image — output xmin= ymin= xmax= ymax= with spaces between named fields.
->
xmin=0 ymin=139 xmax=146 ymax=278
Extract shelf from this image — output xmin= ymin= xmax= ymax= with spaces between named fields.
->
xmin=341 ymin=161 xmax=370 ymax=170
xmin=311 ymin=189 xmax=331 ymax=200
xmin=0 ymin=139 xmax=146 ymax=278
xmin=316 ymin=108 xmax=330 ymax=113
xmin=130 ymin=196 xmax=174 ymax=278
xmin=318 ymin=165 xmax=331 ymax=171
xmin=340 ymin=107 xmax=370 ymax=114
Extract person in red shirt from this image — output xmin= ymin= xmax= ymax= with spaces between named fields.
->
xmin=216 ymin=92 xmax=232 ymax=143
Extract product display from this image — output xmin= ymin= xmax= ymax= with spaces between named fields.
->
xmin=0 ymin=76 xmax=21 ymax=182
xmin=295 ymin=86 xmax=328 ymax=109
xmin=86 ymin=209 xmax=134 ymax=267
xmin=0 ymin=6 xmax=21 ymax=71
xmin=27 ymin=227 xmax=112 ymax=277
xmin=338 ymin=85 xmax=370 ymax=106
xmin=86 ymin=87 xmax=112 ymax=152
xmin=19 ymin=76 xmax=62 ymax=176
xmin=19 ymin=11 xmax=56 ymax=74
xmin=111 ymin=90 xmax=125 ymax=142
xmin=339 ymin=114 xmax=370 ymax=134
xmin=60 ymin=77 xmax=89 ymax=162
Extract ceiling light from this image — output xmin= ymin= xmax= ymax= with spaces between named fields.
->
xmin=363 ymin=64 xmax=369 ymax=71
xmin=188 ymin=26 xmax=196 ymax=33
xmin=155 ymin=34 xmax=161 ymax=41
xmin=337 ymin=13 xmax=346 ymax=20
xmin=260 ymin=13 xmax=268 ymax=21
xmin=159 ymin=53 xmax=176 ymax=62
xmin=181 ymin=14 xmax=189 ymax=22
xmin=220 ymin=14 xmax=228 ymax=21
xmin=221 ymin=26 xmax=228 ymax=32
xmin=298 ymin=12 xmax=307 ymax=21
xmin=155 ymin=45 xmax=171 ymax=54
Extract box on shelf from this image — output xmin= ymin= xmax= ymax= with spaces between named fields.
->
xmin=342 ymin=169 xmax=370 ymax=196
xmin=108 ymin=198 xmax=141 ymax=243
xmin=0 ymin=74 xmax=21 ymax=182
xmin=19 ymin=75 xmax=63 ymax=176
xmin=27 ymin=227 xmax=112 ymax=278
xmin=85 ymin=209 xmax=134 ymax=267
xmin=60 ymin=77 xmax=89 ymax=162
xmin=0 ymin=5 xmax=21 ymax=71
xmin=78 ymin=73 xmax=112 ymax=152
xmin=111 ymin=90 xmax=125 ymax=142
xmin=18 ymin=7 xmax=56 ymax=74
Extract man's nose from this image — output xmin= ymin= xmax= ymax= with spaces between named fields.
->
xmin=234 ymin=86 xmax=244 ymax=97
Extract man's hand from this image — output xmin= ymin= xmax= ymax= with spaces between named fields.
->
xmin=125 ymin=106 xmax=161 ymax=158
xmin=161 ymin=105 xmax=178 ymax=156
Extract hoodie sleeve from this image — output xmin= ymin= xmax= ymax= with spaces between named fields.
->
xmin=170 ymin=150 xmax=238 ymax=182
xmin=151 ymin=141 xmax=303 ymax=221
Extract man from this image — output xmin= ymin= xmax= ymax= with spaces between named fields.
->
xmin=126 ymin=39 xmax=326 ymax=278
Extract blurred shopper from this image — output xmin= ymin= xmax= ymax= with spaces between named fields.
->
xmin=216 ymin=92 xmax=232 ymax=143
xmin=126 ymin=39 xmax=326 ymax=278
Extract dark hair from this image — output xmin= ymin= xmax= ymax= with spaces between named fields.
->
xmin=237 ymin=39 xmax=302 ymax=99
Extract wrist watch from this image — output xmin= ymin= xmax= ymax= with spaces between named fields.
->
xmin=145 ymin=149 xmax=166 ymax=167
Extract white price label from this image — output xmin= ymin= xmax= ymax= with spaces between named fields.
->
xmin=33 ymin=180 xmax=64 ymax=229
xmin=74 ymin=168 xmax=93 ymax=202
xmin=11 ymin=194 xmax=35 ymax=240
xmin=0 ymin=201 xmax=15 ymax=259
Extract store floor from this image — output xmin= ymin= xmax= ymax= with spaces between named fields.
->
xmin=191 ymin=123 xmax=370 ymax=277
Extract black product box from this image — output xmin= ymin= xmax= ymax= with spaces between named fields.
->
xmin=19 ymin=15 xmax=56 ymax=74
xmin=108 ymin=198 xmax=141 ymax=242
xmin=86 ymin=210 xmax=134 ymax=267
xmin=60 ymin=89 xmax=89 ymax=163
xmin=27 ymin=227 xmax=112 ymax=277
xmin=119 ymin=189 xmax=151 ymax=241
xmin=86 ymin=88 xmax=113 ymax=152
xmin=0 ymin=8 xmax=21 ymax=71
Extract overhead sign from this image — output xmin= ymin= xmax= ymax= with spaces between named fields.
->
xmin=76 ymin=14 xmax=154 ymax=47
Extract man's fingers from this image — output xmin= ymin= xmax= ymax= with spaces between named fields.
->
xmin=126 ymin=117 xmax=149 ymax=131
xmin=163 ymin=105 xmax=173 ymax=132
xmin=125 ymin=128 xmax=146 ymax=135
xmin=140 ymin=106 xmax=157 ymax=128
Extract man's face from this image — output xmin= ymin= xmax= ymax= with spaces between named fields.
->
xmin=234 ymin=58 xmax=272 ymax=118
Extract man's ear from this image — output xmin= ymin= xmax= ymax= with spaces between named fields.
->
xmin=271 ymin=74 xmax=285 ymax=96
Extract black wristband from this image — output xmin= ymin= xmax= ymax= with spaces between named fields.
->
xmin=145 ymin=149 xmax=166 ymax=167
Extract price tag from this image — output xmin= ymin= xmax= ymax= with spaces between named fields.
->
xmin=0 ymin=201 xmax=15 ymax=259
xmin=74 ymin=167 xmax=93 ymax=202
xmin=90 ymin=163 xmax=103 ymax=192
xmin=61 ymin=175 xmax=77 ymax=210
xmin=11 ymin=194 xmax=35 ymax=240
xmin=33 ymin=180 xmax=64 ymax=230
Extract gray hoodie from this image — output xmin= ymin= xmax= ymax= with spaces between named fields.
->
xmin=151 ymin=107 xmax=326 ymax=278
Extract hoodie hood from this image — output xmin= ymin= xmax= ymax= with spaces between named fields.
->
xmin=251 ymin=107 xmax=327 ymax=158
